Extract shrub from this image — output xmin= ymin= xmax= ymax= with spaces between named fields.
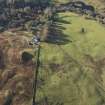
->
xmin=21 ymin=51 xmax=33 ymax=63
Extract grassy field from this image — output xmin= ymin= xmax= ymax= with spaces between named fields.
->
xmin=41 ymin=12 xmax=105 ymax=63
xmin=35 ymin=12 xmax=105 ymax=105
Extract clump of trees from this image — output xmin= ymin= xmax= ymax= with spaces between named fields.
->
xmin=0 ymin=0 xmax=54 ymax=8
xmin=21 ymin=51 xmax=33 ymax=63
xmin=0 ymin=0 xmax=55 ymax=30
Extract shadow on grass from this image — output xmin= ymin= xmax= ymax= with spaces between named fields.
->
xmin=45 ymin=12 xmax=72 ymax=45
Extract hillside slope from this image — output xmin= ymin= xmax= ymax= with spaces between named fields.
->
xmin=0 ymin=1 xmax=105 ymax=105
xmin=37 ymin=12 xmax=105 ymax=105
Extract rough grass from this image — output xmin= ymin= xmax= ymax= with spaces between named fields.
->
xmin=60 ymin=12 xmax=105 ymax=59
xmin=36 ymin=12 xmax=105 ymax=105
xmin=41 ymin=12 xmax=105 ymax=62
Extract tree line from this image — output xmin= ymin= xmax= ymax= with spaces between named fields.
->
xmin=0 ymin=0 xmax=54 ymax=8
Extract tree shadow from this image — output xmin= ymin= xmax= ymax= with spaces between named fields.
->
xmin=45 ymin=13 xmax=72 ymax=45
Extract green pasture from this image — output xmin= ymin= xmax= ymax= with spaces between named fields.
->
xmin=35 ymin=12 xmax=105 ymax=105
